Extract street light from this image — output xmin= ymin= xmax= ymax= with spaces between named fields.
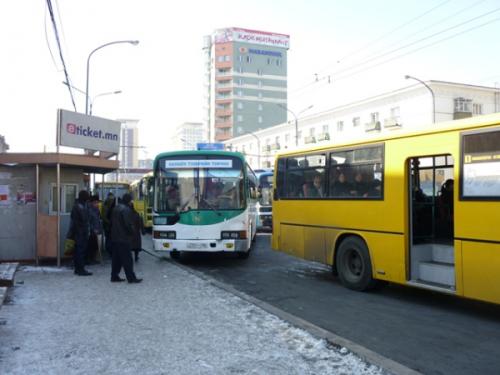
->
xmin=63 ymin=81 xmax=122 ymax=116
xmin=405 ymin=75 xmax=435 ymax=124
xmin=90 ymin=90 xmax=122 ymax=115
xmin=237 ymin=127 xmax=261 ymax=168
xmin=85 ymin=40 xmax=139 ymax=115
xmin=277 ymin=104 xmax=314 ymax=146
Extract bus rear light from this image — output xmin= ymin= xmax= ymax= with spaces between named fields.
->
xmin=154 ymin=231 xmax=176 ymax=239
xmin=221 ymin=231 xmax=247 ymax=240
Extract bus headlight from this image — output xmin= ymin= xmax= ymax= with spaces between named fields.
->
xmin=153 ymin=216 xmax=168 ymax=225
xmin=153 ymin=231 xmax=176 ymax=239
xmin=221 ymin=231 xmax=247 ymax=240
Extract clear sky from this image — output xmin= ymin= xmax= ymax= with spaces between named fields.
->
xmin=2 ymin=0 xmax=499 ymax=157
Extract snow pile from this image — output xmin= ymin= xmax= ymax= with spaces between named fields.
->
xmin=0 ymin=258 xmax=389 ymax=374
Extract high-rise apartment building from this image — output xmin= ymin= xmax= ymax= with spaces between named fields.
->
xmin=203 ymin=27 xmax=290 ymax=142
xmin=118 ymin=119 xmax=139 ymax=168
xmin=174 ymin=122 xmax=204 ymax=150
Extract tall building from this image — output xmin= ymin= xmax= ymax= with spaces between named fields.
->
xmin=0 ymin=135 xmax=9 ymax=153
xmin=117 ymin=119 xmax=139 ymax=168
xmin=174 ymin=122 xmax=204 ymax=150
xmin=203 ymin=27 xmax=290 ymax=142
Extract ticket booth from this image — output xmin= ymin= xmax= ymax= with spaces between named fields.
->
xmin=0 ymin=153 xmax=118 ymax=263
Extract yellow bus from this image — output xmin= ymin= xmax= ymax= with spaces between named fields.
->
xmin=129 ymin=172 xmax=154 ymax=229
xmin=272 ymin=113 xmax=500 ymax=305
xmin=94 ymin=181 xmax=130 ymax=201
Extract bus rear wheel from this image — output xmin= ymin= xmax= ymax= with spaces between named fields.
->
xmin=337 ymin=237 xmax=377 ymax=291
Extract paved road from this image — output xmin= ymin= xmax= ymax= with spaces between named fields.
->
xmin=167 ymin=233 xmax=500 ymax=375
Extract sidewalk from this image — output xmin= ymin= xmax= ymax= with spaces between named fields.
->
xmin=0 ymin=254 xmax=388 ymax=374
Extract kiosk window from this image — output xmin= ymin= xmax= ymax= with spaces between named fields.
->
xmin=50 ymin=184 xmax=78 ymax=214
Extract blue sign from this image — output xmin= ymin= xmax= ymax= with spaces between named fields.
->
xmin=196 ymin=143 xmax=225 ymax=151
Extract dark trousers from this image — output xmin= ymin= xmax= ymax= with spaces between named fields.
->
xmin=104 ymin=231 xmax=113 ymax=256
xmin=111 ymin=241 xmax=136 ymax=281
xmin=86 ymin=232 xmax=98 ymax=262
xmin=74 ymin=234 xmax=88 ymax=272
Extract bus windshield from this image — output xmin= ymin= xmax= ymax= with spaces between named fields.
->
xmin=155 ymin=157 xmax=245 ymax=213
xmin=95 ymin=183 xmax=130 ymax=201
xmin=258 ymin=173 xmax=273 ymax=206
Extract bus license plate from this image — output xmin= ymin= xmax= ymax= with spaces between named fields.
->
xmin=187 ymin=243 xmax=208 ymax=250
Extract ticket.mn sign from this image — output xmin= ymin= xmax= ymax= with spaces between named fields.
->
xmin=57 ymin=109 xmax=121 ymax=153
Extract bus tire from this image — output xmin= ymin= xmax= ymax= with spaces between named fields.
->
xmin=170 ymin=251 xmax=181 ymax=260
xmin=336 ymin=237 xmax=377 ymax=291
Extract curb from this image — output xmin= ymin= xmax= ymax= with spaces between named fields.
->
xmin=167 ymin=258 xmax=422 ymax=375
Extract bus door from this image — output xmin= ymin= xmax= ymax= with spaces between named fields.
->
xmin=408 ymin=155 xmax=456 ymax=291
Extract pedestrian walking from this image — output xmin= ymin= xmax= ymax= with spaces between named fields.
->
xmin=109 ymin=193 xmax=142 ymax=283
xmin=129 ymin=201 xmax=144 ymax=262
xmin=70 ymin=190 xmax=92 ymax=276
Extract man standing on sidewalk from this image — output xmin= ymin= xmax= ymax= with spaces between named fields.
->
xmin=109 ymin=193 xmax=142 ymax=283
xmin=70 ymin=190 xmax=92 ymax=276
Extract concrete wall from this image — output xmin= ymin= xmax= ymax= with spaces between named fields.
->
xmin=0 ymin=166 xmax=36 ymax=260
xmin=0 ymin=165 xmax=86 ymax=261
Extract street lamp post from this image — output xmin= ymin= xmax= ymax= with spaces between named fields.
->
xmin=277 ymin=104 xmax=314 ymax=146
xmin=63 ymin=81 xmax=122 ymax=115
xmin=237 ymin=128 xmax=261 ymax=168
xmin=85 ymin=40 xmax=139 ymax=115
xmin=405 ymin=75 xmax=435 ymax=124
xmin=90 ymin=90 xmax=122 ymax=115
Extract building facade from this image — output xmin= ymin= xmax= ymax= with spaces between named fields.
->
xmin=203 ymin=27 xmax=290 ymax=142
xmin=117 ymin=119 xmax=139 ymax=169
xmin=226 ymin=80 xmax=500 ymax=169
xmin=0 ymin=134 xmax=9 ymax=153
xmin=174 ymin=122 xmax=204 ymax=150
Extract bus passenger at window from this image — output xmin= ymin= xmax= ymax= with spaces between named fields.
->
xmin=364 ymin=179 xmax=382 ymax=197
xmin=350 ymin=172 xmax=368 ymax=196
xmin=304 ymin=174 xmax=324 ymax=197
xmin=331 ymin=172 xmax=351 ymax=197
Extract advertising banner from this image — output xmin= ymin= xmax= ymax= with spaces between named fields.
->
xmin=214 ymin=28 xmax=290 ymax=49
xmin=57 ymin=109 xmax=121 ymax=153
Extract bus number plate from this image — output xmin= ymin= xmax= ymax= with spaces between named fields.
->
xmin=187 ymin=243 xmax=208 ymax=250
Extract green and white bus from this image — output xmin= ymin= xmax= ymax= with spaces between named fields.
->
xmin=152 ymin=150 xmax=258 ymax=259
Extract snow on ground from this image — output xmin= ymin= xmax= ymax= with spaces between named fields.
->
xmin=0 ymin=256 xmax=389 ymax=375
xmin=18 ymin=266 xmax=71 ymax=273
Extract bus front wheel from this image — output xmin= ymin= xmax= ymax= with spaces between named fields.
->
xmin=336 ymin=237 xmax=377 ymax=291
xmin=170 ymin=251 xmax=181 ymax=260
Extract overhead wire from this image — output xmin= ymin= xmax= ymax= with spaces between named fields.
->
xmin=290 ymin=3 xmax=500 ymax=97
xmin=44 ymin=4 xmax=60 ymax=71
xmin=328 ymin=6 xmax=500 ymax=79
xmin=332 ymin=15 xmax=500 ymax=82
xmin=45 ymin=0 xmax=77 ymax=112
xmin=291 ymin=0 xmax=452 ymax=92
xmin=328 ymin=0 xmax=453 ymax=69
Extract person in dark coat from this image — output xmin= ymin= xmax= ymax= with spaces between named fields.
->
xmin=110 ymin=193 xmax=142 ymax=283
xmin=102 ymin=192 xmax=115 ymax=257
xmin=87 ymin=195 xmax=103 ymax=264
xmin=129 ymin=202 xmax=144 ymax=262
xmin=70 ymin=190 xmax=92 ymax=276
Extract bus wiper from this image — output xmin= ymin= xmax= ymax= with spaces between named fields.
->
xmin=200 ymin=197 xmax=218 ymax=212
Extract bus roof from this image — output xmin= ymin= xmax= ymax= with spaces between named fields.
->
xmin=153 ymin=150 xmax=246 ymax=170
xmin=275 ymin=112 xmax=500 ymax=158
